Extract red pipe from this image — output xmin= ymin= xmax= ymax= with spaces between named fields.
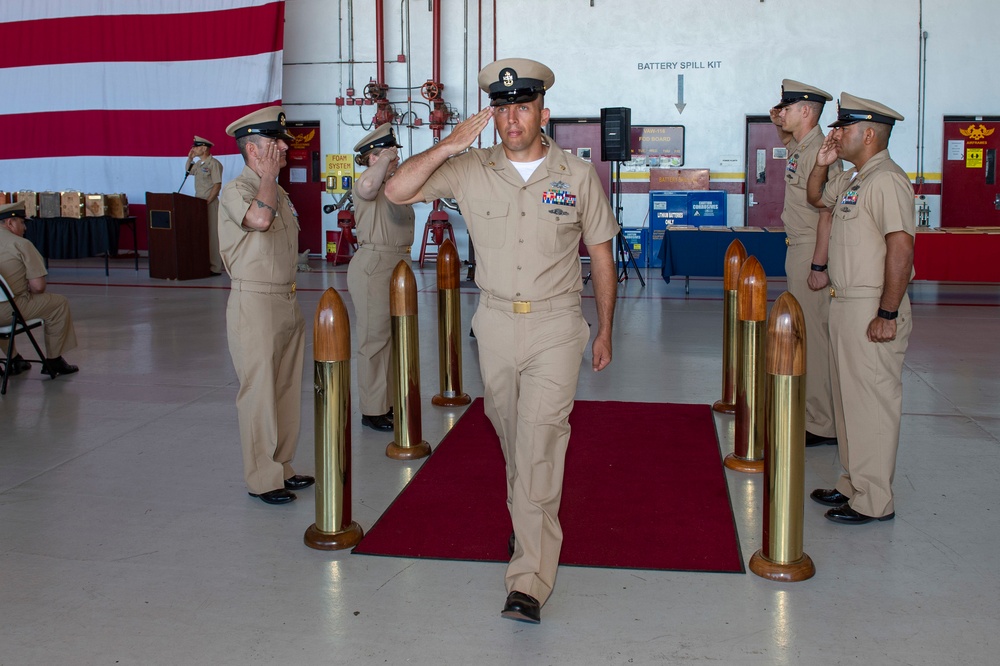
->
xmin=375 ymin=0 xmax=386 ymax=85
xmin=433 ymin=0 xmax=442 ymax=85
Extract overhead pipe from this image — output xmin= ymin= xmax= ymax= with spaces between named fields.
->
xmin=426 ymin=0 xmax=449 ymax=139
xmin=372 ymin=0 xmax=394 ymax=126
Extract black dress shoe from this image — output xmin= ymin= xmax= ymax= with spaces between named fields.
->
xmin=361 ymin=413 xmax=393 ymax=431
xmin=805 ymin=431 xmax=838 ymax=447
xmin=7 ymin=354 xmax=31 ymax=376
xmin=508 ymin=531 xmax=516 ymax=557
xmin=825 ymin=503 xmax=895 ymax=525
xmin=501 ymin=591 xmax=540 ymax=624
xmin=248 ymin=488 xmax=297 ymax=505
xmin=42 ymin=356 xmax=79 ymax=377
xmin=284 ymin=474 xmax=315 ymax=490
xmin=810 ymin=488 xmax=851 ymax=506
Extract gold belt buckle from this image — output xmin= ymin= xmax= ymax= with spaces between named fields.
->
xmin=291 ymin=283 xmax=297 ymax=294
xmin=513 ymin=300 xmax=531 ymax=314
xmin=785 ymin=237 xmax=790 ymax=246
xmin=829 ymin=287 xmax=836 ymax=298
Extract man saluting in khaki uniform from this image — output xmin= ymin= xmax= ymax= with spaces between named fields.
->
xmin=806 ymin=93 xmax=914 ymax=524
xmin=184 ymin=136 xmax=224 ymax=275
xmin=347 ymin=124 xmax=415 ymax=432
xmin=771 ymin=80 xmax=841 ymax=447
xmin=386 ymin=58 xmax=618 ymax=624
xmin=218 ymin=107 xmax=314 ymax=505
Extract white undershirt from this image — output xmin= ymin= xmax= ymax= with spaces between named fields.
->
xmin=510 ymin=157 xmax=545 ymax=182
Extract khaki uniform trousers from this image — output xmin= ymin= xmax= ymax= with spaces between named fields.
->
xmin=1 ymin=292 xmax=77 ymax=358
xmin=829 ymin=293 xmax=911 ymax=518
xmin=207 ymin=199 xmax=222 ymax=274
xmin=472 ymin=294 xmax=590 ymax=606
xmin=785 ymin=242 xmax=835 ymax=438
xmin=346 ymin=245 xmax=410 ymax=415
xmin=226 ymin=288 xmax=305 ymax=494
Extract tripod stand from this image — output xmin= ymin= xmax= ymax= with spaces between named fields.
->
xmin=608 ymin=161 xmax=645 ymax=286
xmin=583 ymin=160 xmax=645 ymax=286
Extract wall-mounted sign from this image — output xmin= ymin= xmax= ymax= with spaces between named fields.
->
xmin=622 ymin=125 xmax=685 ymax=171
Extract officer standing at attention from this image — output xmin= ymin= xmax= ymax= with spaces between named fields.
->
xmin=771 ymin=80 xmax=841 ymax=447
xmin=347 ymin=124 xmax=415 ymax=432
xmin=218 ymin=106 xmax=314 ymax=505
xmin=806 ymin=93 xmax=914 ymax=525
xmin=184 ymin=136 xmax=225 ymax=275
xmin=0 ymin=201 xmax=79 ymax=377
xmin=386 ymin=58 xmax=618 ymax=624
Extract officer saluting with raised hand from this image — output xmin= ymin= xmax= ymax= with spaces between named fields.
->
xmin=347 ymin=124 xmax=415 ymax=432
xmin=386 ymin=58 xmax=619 ymax=624
xmin=218 ymin=106 xmax=314 ymax=506
xmin=806 ymin=93 xmax=915 ymax=525
xmin=771 ymin=79 xmax=842 ymax=448
xmin=184 ymin=135 xmax=224 ymax=275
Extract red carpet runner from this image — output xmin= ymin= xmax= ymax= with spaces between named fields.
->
xmin=353 ymin=398 xmax=745 ymax=573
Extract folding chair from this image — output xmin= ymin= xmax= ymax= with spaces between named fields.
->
xmin=0 ymin=274 xmax=55 ymax=395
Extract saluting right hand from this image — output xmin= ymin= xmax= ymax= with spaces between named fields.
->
xmin=439 ymin=107 xmax=494 ymax=156
xmin=816 ymin=133 xmax=840 ymax=167
xmin=769 ymin=107 xmax=782 ymax=127
xmin=255 ymin=140 xmax=284 ymax=180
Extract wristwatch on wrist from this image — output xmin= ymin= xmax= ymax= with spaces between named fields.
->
xmin=810 ymin=263 xmax=828 ymax=272
xmin=877 ymin=308 xmax=898 ymax=320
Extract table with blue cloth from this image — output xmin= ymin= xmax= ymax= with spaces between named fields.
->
xmin=24 ymin=216 xmax=138 ymax=276
xmin=658 ymin=226 xmax=788 ymax=291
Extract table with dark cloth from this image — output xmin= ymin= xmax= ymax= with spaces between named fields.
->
xmin=657 ymin=225 xmax=1000 ymax=287
xmin=24 ymin=216 xmax=138 ymax=276
xmin=658 ymin=227 xmax=787 ymax=286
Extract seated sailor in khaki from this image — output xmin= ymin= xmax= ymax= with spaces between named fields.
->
xmin=0 ymin=200 xmax=80 ymax=377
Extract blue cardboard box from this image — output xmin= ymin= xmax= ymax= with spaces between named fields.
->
xmin=687 ymin=191 xmax=727 ymax=225
xmin=648 ymin=191 xmax=688 ymax=267
xmin=620 ymin=228 xmax=648 ymax=268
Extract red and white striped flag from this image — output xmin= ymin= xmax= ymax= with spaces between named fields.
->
xmin=0 ymin=0 xmax=284 ymax=206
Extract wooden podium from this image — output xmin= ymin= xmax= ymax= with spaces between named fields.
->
xmin=145 ymin=192 xmax=211 ymax=280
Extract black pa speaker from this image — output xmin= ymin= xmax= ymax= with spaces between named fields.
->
xmin=600 ymin=107 xmax=632 ymax=162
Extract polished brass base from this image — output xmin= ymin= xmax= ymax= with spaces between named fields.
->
xmin=723 ymin=452 xmax=764 ymax=474
xmin=748 ymin=549 xmax=815 ymax=582
xmin=303 ymin=522 xmax=364 ymax=551
xmin=386 ymin=440 xmax=431 ymax=460
xmin=432 ymin=393 xmax=471 ymax=407
xmin=712 ymin=400 xmax=736 ymax=414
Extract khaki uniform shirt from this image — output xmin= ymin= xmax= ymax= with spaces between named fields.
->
xmin=783 ymin=125 xmax=842 ymax=241
xmin=0 ymin=229 xmax=47 ymax=297
xmin=821 ymin=150 xmax=916 ymax=291
xmin=193 ymin=155 xmax=224 ymax=201
xmin=218 ymin=165 xmax=299 ymax=283
xmin=354 ymin=188 xmax=415 ymax=247
xmin=422 ymin=137 xmax=618 ymax=300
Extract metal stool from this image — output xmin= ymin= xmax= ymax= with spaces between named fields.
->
xmin=327 ymin=210 xmax=358 ymax=265
xmin=418 ymin=210 xmax=456 ymax=267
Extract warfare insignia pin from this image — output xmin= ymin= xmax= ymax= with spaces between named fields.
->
xmin=549 ymin=208 xmax=569 ymax=216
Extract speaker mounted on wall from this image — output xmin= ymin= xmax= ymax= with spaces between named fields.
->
xmin=600 ymin=107 xmax=632 ymax=162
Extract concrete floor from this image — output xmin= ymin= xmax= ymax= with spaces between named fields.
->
xmin=1 ymin=256 xmax=997 ymax=665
